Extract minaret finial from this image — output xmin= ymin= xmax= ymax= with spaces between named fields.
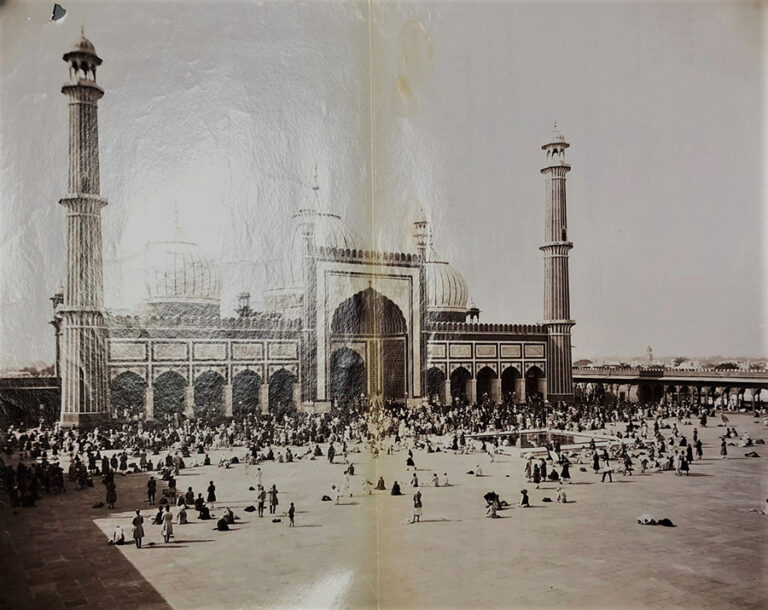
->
xmin=312 ymin=163 xmax=319 ymax=192
xmin=173 ymin=202 xmax=182 ymax=241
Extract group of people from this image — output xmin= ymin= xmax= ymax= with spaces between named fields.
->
xmin=3 ymin=391 xmax=765 ymax=546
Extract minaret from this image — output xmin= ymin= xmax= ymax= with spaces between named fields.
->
xmin=58 ymin=32 xmax=110 ymax=427
xmin=540 ymin=123 xmax=575 ymax=403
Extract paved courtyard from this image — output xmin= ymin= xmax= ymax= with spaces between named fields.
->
xmin=2 ymin=413 xmax=767 ymax=609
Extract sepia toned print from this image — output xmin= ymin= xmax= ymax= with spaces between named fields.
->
xmin=0 ymin=2 xmax=766 ymax=609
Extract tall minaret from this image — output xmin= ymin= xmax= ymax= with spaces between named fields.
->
xmin=540 ymin=123 xmax=575 ymax=404
xmin=58 ymin=32 xmax=110 ymax=427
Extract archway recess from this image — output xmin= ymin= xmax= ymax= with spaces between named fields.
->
xmin=233 ymin=370 xmax=261 ymax=417
xmin=153 ymin=371 xmax=187 ymax=422
xmin=110 ymin=371 xmax=146 ymax=420
xmin=194 ymin=371 xmax=225 ymax=419
xmin=330 ymin=347 xmax=366 ymax=401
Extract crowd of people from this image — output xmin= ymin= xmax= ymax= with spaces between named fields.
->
xmin=1 ymin=392 xmax=765 ymax=539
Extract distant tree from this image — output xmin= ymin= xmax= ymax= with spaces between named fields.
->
xmin=714 ymin=362 xmax=740 ymax=371
xmin=749 ymin=362 xmax=766 ymax=371
xmin=672 ymin=357 xmax=688 ymax=367
xmin=574 ymin=359 xmax=593 ymax=367
xmin=40 ymin=364 xmax=55 ymax=376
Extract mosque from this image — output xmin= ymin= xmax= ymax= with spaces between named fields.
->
xmin=52 ymin=34 xmax=576 ymax=427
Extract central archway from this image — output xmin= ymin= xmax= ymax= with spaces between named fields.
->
xmin=330 ymin=348 xmax=366 ymax=401
xmin=331 ymin=287 xmax=407 ymax=336
xmin=331 ymin=287 xmax=408 ymax=400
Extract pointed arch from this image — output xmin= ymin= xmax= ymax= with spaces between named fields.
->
xmin=449 ymin=366 xmax=472 ymax=402
xmin=194 ymin=370 xmax=225 ymax=419
xmin=331 ymin=287 xmax=406 ymax=336
xmin=233 ymin=369 xmax=261 ymax=417
xmin=476 ymin=366 xmax=497 ymax=400
xmin=110 ymin=371 xmax=146 ymax=420
xmin=153 ymin=371 xmax=187 ymax=421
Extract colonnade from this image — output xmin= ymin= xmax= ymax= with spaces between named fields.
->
xmin=574 ymin=381 xmax=765 ymax=408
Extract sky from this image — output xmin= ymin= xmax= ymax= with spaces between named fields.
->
xmin=0 ymin=0 xmax=765 ymax=368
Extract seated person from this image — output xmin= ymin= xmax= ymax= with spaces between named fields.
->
xmin=203 ymin=454 xmax=211 ymax=466
xmin=519 ymin=489 xmax=530 ymax=507
xmin=176 ymin=505 xmax=188 ymax=524
xmin=194 ymin=494 xmax=205 ymax=512
xmin=223 ymin=507 xmax=236 ymax=525
xmin=216 ymin=517 xmax=229 ymax=531
xmin=556 ymin=487 xmax=567 ymax=503
xmin=199 ymin=505 xmax=212 ymax=520
xmin=391 ymin=481 xmax=402 ymax=496
xmin=107 ymin=524 xmax=125 ymax=545
xmin=375 ymin=476 xmax=386 ymax=490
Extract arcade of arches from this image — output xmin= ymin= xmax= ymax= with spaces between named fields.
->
xmin=574 ymin=381 xmax=766 ymax=408
xmin=108 ymin=368 xmax=299 ymax=421
xmin=425 ymin=365 xmax=544 ymax=405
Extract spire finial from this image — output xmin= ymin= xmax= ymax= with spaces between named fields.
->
xmin=553 ymin=120 xmax=558 ymax=130
xmin=173 ymin=202 xmax=182 ymax=241
xmin=312 ymin=163 xmax=319 ymax=192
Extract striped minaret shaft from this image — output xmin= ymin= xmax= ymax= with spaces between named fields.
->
xmin=540 ymin=124 xmax=575 ymax=403
xmin=58 ymin=33 xmax=110 ymax=427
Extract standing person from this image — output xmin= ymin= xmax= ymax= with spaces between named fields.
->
xmin=207 ymin=481 xmax=216 ymax=510
xmin=105 ymin=479 xmax=117 ymax=509
xmin=328 ymin=443 xmax=336 ymax=464
xmin=132 ymin=510 xmax=145 ymax=549
xmin=288 ymin=502 xmax=295 ymax=527
xmin=695 ymin=439 xmax=703 ymax=460
xmin=592 ymin=451 xmax=600 ymax=473
xmin=147 ymin=477 xmax=156 ymax=505
xmin=412 ymin=490 xmax=423 ymax=523
xmin=256 ymin=467 xmax=263 ymax=489
xmin=601 ymin=456 xmax=613 ymax=483
xmin=257 ymin=485 xmax=266 ymax=518
xmin=533 ymin=464 xmax=541 ymax=489
xmin=268 ymin=484 xmax=279 ymax=515
xmin=720 ymin=438 xmax=728 ymax=459
xmin=560 ymin=456 xmax=571 ymax=484
xmin=162 ymin=505 xmax=174 ymax=543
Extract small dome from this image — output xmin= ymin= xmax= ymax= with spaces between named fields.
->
xmin=74 ymin=36 xmax=96 ymax=54
xmin=63 ymin=34 xmax=102 ymax=65
xmin=425 ymin=260 xmax=468 ymax=313
xmin=145 ymin=241 xmax=221 ymax=305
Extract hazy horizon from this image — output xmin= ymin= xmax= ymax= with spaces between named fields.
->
xmin=1 ymin=0 xmax=765 ymax=369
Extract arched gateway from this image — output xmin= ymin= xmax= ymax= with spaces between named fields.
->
xmin=330 ymin=287 xmax=407 ymax=401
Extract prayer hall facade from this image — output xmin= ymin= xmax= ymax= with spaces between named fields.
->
xmin=52 ymin=35 xmax=576 ymax=427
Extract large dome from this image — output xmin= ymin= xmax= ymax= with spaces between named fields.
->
xmin=145 ymin=240 xmax=221 ymax=305
xmin=272 ymin=208 xmax=364 ymax=290
xmin=425 ymin=259 xmax=468 ymax=313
